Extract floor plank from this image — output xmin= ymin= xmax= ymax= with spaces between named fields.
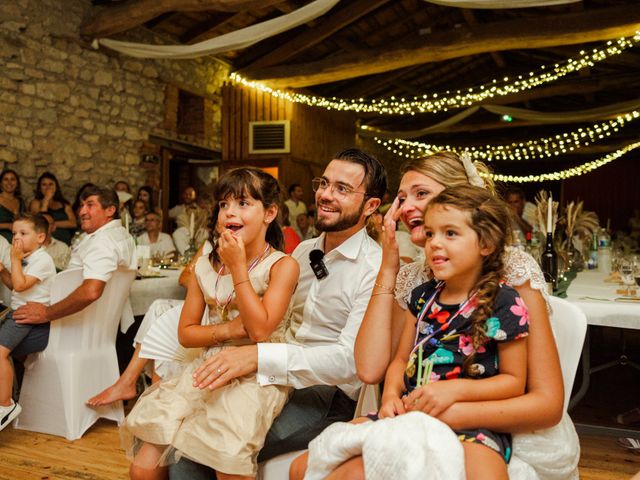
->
xmin=1 ymin=420 xmax=639 ymax=479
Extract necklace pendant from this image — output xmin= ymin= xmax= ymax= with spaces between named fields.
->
xmin=405 ymin=352 xmax=417 ymax=378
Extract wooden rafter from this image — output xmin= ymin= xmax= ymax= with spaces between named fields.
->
xmin=80 ymin=0 xmax=286 ymax=38
xmin=244 ymin=0 xmax=392 ymax=71
xmin=239 ymin=5 xmax=640 ymax=87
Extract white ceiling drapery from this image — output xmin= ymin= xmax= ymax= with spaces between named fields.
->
xmin=424 ymin=0 xmax=581 ymax=9
xmin=92 ymin=0 xmax=341 ymax=59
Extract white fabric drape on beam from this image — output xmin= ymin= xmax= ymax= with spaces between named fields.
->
xmin=92 ymin=0 xmax=341 ymax=59
xmin=359 ymin=98 xmax=640 ymax=139
xmin=424 ymin=0 xmax=581 ymax=9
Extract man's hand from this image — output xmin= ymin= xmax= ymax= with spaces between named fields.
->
xmin=14 ymin=302 xmax=48 ymax=325
xmin=192 ymin=345 xmax=257 ymax=390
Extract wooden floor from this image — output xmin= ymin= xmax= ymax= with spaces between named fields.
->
xmin=0 ymin=419 xmax=638 ymax=480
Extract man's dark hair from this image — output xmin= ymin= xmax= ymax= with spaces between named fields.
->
xmin=80 ymin=185 xmax=120 ymax=220
xmin=333 ymin=148 xmax=387 ymax=200
xmin=14 ymin=213 xmax=49 ymax=235
xmin=288 ymin=183 xmax=301 ymax=196
xmin=505 ymin=186 xmax=526 ymax=200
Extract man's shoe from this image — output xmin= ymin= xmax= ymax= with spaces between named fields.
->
xmin=0 ymin=402 xmax=22 ymax=431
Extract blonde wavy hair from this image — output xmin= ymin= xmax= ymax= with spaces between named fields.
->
xmin=425 ymin=185 xmax=511 ymax=376
xmin=400 ymin=151 xmax=495 ymax=197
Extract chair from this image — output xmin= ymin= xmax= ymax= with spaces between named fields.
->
xmin=14 ymin=267 xmax=136 ymax=440
xmin=547 ymin=296 xmax=587 ymax=412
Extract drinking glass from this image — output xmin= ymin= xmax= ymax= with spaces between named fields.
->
xmin=619 ymin=257 xmax=636 ymax=296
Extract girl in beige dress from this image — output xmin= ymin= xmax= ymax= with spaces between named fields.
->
xmin=123 ymin=168 xmax=299 ymax=480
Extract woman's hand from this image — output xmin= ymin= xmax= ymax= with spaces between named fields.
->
xmin=380 ymin=197 xmax=402 ymax=273
xmin=404 ymin=381 xmax=462 ymax=417
xmin=217 ymin=230 xmax=247 ymax=271
xmin=378 ymin=394 xmax=406 ymax=419
xmin=192 ymin=345 xmax=257 ymax=390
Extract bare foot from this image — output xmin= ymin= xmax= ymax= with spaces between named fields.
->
xmin=86 ymin=380 xmax=137 ymax=406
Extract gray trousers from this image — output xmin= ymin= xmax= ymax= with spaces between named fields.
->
xmin=168 ymin=385 xmax=356 ymax=479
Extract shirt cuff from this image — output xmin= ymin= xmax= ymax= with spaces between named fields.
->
xmin=257 ymin=342 xmax=288 ymax=386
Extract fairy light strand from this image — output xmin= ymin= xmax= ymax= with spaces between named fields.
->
xmin=373 ymin=111 xmax=640 ymax=161
xmin=486 ymin=142 xmax=639 ymax=183
xmin=230 ymin=31 xmax=640 ymax=115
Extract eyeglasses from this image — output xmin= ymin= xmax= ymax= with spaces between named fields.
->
xmin=311 ymin=178 xmax=366 ymax=199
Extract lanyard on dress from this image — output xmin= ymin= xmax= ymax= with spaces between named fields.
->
xmin=406 ymin=282 xmax=478 ymax=385
xmin=410 ymin=281 xmax=478 ymax=357
xmin=213 ymin=243 xmax=271 ymax=313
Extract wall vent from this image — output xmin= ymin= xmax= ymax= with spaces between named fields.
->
xmin=249 ymin=120 xmax=290 ymax=154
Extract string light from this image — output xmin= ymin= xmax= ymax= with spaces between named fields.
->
xmin=230 ymin=31 xmax=640 ymax=115
xmin=482 ymin=142 xmax=640 ymax=183
xmin=372 ymin=111 xmax=640 ymax=161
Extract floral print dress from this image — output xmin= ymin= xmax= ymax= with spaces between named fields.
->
xmin=406 ymin=279 xmax=530 ymax=462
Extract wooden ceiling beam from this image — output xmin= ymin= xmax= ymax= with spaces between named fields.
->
xmin=244 ymin=0 xmax=392 ymax=71
xmin=240 ymin=5 xmax=640 ymax=87
xmin=80 ymin=0 xmax=286 ymax=38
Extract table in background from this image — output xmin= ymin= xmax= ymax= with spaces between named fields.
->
xmin=564 ymin=270 xmax=640 ymax=437
xmin=129 ymin=268 xmax=185 ymax=317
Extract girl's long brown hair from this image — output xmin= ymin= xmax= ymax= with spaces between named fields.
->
xmin=209 ymin=168 xmax=284 ymax=265
xmin=425 ymin=185 xmax=512 ymax=376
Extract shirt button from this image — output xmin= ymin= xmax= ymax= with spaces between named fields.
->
xmin=268 ymin=375 xmax=275 ymax=383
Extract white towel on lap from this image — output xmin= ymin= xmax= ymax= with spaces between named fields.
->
xmin=305 ymin=412 xmax=465 ymax=480
xmin=305 ymin=411 xmax=580 ymax=480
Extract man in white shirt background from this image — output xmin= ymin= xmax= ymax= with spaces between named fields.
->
xmin=13 ymin=186 xmax=136 ymax=327
xmin=170 ymin=148 xmax=387 ymax=479
xmin=41 ymin=212 xmax=71 ymax=271
xmin=137 ymin=212 xmax=176 ymax=259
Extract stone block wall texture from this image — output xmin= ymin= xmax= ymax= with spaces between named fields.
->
xmin=0 ymin=0 xmax=229 ymax=202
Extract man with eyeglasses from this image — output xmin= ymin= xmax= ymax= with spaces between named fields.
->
xmin=170 ymin=148 xmax=387 ymax=479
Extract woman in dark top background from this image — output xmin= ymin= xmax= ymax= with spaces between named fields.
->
xmin=0 ymin=169 xmax=25 ymax=243
xmin=29 ymin=171 xmax=76 ymax=245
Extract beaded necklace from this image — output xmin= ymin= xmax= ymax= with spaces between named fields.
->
xmin=213 ymin=243 xmax=271 ymax=321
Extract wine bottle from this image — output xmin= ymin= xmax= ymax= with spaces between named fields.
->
xmin=540 ymin=231 xmax=558 ymax=293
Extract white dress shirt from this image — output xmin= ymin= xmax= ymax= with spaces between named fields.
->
xmin=257 ymin=228 xmax=382 ymax=400
xmin=68 ymin=219 xmax=137 ymax=282
xmin=137 ymin=232 xmax=176 ymax=257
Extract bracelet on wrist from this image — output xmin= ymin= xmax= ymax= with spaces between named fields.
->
xmin=371 ymin=291 xmax=394 ymax=297
xmin=374 ymin=281 xmax=394 ymax=292
xmin=211 ymin=325 xmax=219 ymax=345
xmin=234 ymin=279 xmax=251 ymax=288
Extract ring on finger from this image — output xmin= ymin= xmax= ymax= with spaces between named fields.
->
xmin=217 ymin=368 xmax=222 ymax=374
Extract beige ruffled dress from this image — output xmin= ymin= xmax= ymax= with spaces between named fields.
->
xmin=122 ymin=251 xmax=292 ymax=476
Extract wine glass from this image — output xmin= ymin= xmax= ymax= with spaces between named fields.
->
xmin=619 ymin=257 xmax=635 ymax=296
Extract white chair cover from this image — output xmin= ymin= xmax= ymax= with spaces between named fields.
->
xmin=547 ymin=296 xmax=587 ymax=412
xmin=14 ymin=267 xmax=136 ymax=440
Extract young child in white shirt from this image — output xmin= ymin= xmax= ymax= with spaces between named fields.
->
xmin=0 ymin=214 xmax=56 ymax=431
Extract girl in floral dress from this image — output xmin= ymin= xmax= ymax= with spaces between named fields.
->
xmin=378 ymin=185 xmax=529 ymax=479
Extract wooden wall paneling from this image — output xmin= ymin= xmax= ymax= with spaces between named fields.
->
xmin=242 ymin=84 xmax=250 ymax=162
xmin=234 ymin=85 xmax=242 ymax=163
xmin=256 ymin=87 xmax=264 ymax=121
xmin=222 ymin=84 xmax=230 ymax=162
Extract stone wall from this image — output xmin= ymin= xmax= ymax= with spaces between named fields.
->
xmin=0 ymin=0 xmax=229 ymax=202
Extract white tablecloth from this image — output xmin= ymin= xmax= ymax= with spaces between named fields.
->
xmin=129 ymin=268 xmax=186 ymax=317
xmin=565 ymin=270 xmax=640 ymax=330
